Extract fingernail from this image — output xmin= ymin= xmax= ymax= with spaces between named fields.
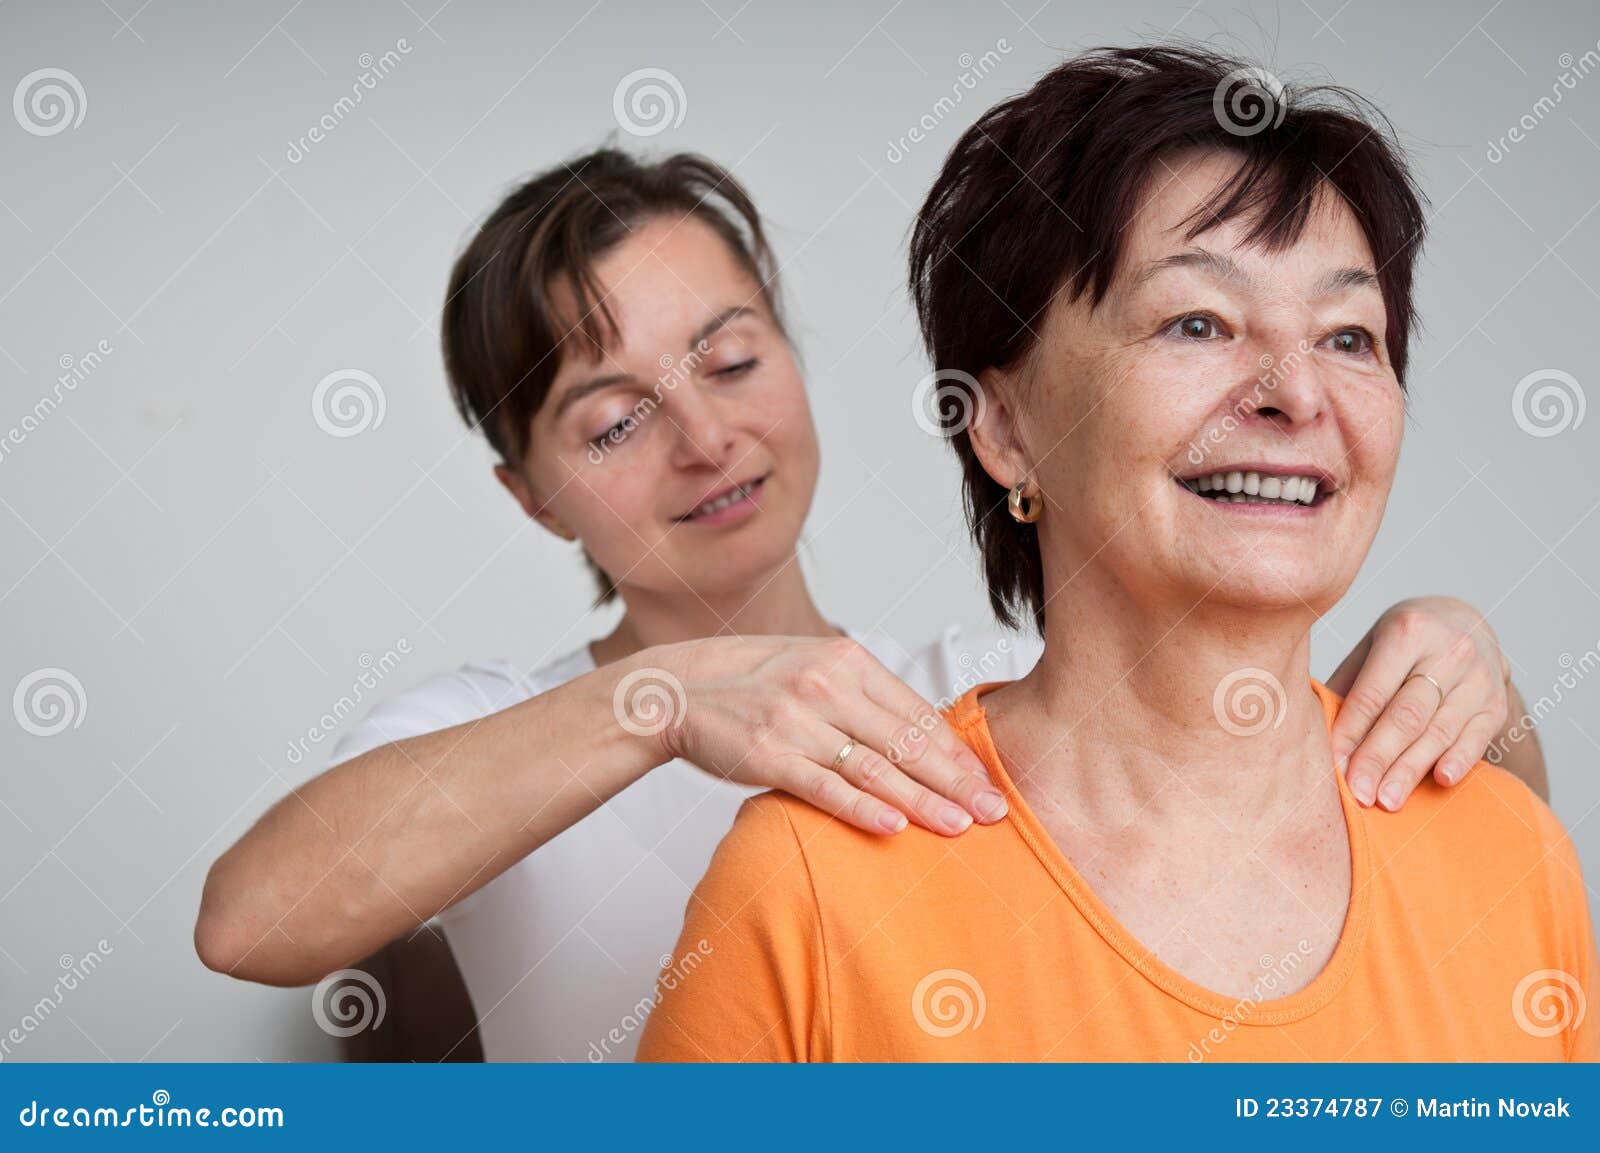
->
xmin=1350 ymin=776 xmax=1375 ymax=806
xmin=974 ymin=790 xmax=1009 ymax=822
xmin=1378 ymin=783 xmax=1403 ymax=811
xmin=941 ymin=804 xmax=973 ymax=832
xmin=878 ymin=810 xmax=907 ymax=833
xmin=1437 ymin=761 xmax=1460 ymax=786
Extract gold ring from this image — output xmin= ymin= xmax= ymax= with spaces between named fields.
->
xmin=831 ymin=740 xmax=856 ymax=772
xmin=1408 ymin=672 xmax=1445 ymax=701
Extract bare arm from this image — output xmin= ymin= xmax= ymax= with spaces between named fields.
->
xmin=1491 ymin=676 xmax=1548 ymax=800
xmin=194 ymin=636 xmax=1001 ymax=988
xmin=194 ymin=652 xmax=665 ymax=987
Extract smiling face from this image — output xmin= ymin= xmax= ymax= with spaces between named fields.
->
xmin=982 ymin=148 xmax=1405 ymax=618
xmin=499 ymin=214 xmax=820 ymax=601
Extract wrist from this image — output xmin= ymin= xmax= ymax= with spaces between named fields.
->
xmin=604 ymin=642 xmax=694 ymax=767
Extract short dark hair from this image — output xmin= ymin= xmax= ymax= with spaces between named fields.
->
xmin=441 ymin=147 xmax=785 ymax=602
xmin=443 ymin=148 xmax=784 ymax=463
xmin=908 ymin=44 xmax=1429 ymax=633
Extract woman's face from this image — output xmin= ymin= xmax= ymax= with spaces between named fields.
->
xmin=505 ymin=214 xmax=820 ymax=601
xmin=996 ymin=149 xmax=1404 ymax=617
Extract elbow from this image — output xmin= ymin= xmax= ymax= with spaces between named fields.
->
xmin=193 ymin=861 xmax=308 ymax=987
xmin=193 ymin=863 xmax=256 ymax=980
xmin=192 ymin=903 xmax=242 ymax=977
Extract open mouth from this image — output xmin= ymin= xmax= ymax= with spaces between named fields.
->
xmin=1176 ymin=468 xmax=1335 ymax=508
xmin=675 ymin=474 xmax=768 ymax=523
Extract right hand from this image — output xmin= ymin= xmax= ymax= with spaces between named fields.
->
xmin=633 ymin=634 xmax=1008 ymax=836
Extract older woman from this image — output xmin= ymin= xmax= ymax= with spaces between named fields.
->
xmin=638 ymin=46 xmax=1596 ymax=1061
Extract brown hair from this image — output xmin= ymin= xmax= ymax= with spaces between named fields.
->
xmin=441 ymin=147 xmax=786 ymax=601
xmin=908 ymin=44 xmax=1429 ymax=633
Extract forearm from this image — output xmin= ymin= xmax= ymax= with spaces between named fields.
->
xmin=194 ymin=653 xmax=669 ymax=986
xmin=1492 ymin=677 xmax=1549 ymax=801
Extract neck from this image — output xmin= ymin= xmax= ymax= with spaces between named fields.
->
xmin=589 ymin=553 xmax=839 ymax=665
xmin=999 ymin=567 xmax=1331 ymax=832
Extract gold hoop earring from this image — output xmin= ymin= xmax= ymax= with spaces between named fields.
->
xmin=1008 ymin=481 xmax=1042 ymax=524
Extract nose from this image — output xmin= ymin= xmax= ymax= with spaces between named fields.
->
xmin=667 ymin=377 xmax=739 ymax=469
xmin=1243 ymin=329 xmax=1328 ymax=429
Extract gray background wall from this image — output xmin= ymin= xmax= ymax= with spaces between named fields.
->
xmin=2 ymin=0 xmax=1597 ymax=1059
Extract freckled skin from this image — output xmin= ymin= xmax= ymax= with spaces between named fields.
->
xmin=976 ymin=150 xmax=1405 ymax=999
xmin=1015 ymin=149 xmax=1405 ymax=620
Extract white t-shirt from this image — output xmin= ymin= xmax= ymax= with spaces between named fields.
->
xmin=328 ymin=624 xmax=1040 ymax=1061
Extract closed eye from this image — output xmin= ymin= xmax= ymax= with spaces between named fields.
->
xmin=588 ymin=417 xmax=634 ymax=449
xmin=713 ymin=358 xmax=759 ymax=378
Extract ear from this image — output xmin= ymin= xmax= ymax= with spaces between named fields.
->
xmin=494 ymin=463 xmax=578 ymax=542
xmin=967 ymin=365 xmax=1036 ymax=490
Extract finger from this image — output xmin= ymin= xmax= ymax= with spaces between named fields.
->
xmin=1344 ymin=673 xmax=1446 ymax=807
xmin=822 ymin=726 xmax=975 ymax=836
xmin=853 ymin=656 xmax=997 ymax=788
xmin=1324 ymin=626 xmax=1375 ymax=699
xmin=1433 ymin=710 xmax=1503 ymax=787
xmin=784 ymin=757 xmax=908 ymax=836
xmin=1329 ymin=627 xmax=1459 ymax=774
xmin=831 ymin=695 xmax=1007 ymax=824
xmin=1371 ymin=691 xmax=1475 ymax=810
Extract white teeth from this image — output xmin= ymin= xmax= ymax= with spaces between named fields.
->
xmin=689 ymin=481 xmax=754 ymax=518
xmin=1180 ymin=470 xmax=1325 ymax=507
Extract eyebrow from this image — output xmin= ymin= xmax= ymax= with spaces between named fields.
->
xmin=551 ymin=305 xmax=760 ymax=420
xmin=1133 ymin=249 xmax=1380 ymax=300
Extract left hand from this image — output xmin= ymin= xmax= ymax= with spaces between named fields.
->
xmin=1326 ymin=596 xmax=1510 ymax=810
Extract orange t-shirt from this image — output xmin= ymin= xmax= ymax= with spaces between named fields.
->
xmin=637 ymin=681 xmax=1597 ymax=1062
